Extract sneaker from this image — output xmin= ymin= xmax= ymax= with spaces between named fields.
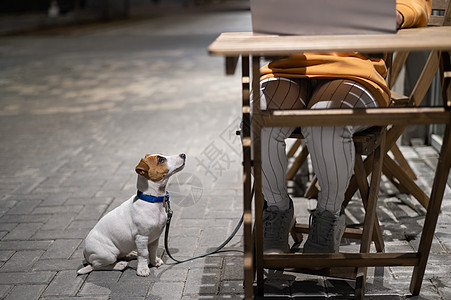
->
xmin=262 ymin=200 xmax=295 ymax=254
xmin=303 ymin=210 xmax=346 ymax=253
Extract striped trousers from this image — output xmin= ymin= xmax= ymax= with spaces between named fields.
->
xmin=254 ymin=78 xmax=378 ymax=213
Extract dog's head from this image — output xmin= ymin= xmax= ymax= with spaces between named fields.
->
xmin=135 ymin=153 xmax=186 ymax=182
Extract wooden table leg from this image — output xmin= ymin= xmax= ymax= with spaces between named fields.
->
xmin=241 ymin=55 xmax=254 ymax=300
xmin=410 ymin=124 xmax=451 ymax=295
xmin=251 ymin=55 xmax=265 ymax=297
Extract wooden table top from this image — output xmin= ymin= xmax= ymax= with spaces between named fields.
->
xmin=208 ymin=26 xmax=451 ymax=56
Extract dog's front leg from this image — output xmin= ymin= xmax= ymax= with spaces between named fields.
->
xmin=135 ymin=235 xmax=151 ymax=277
xmin=148 ymin=239 xmax=163 ymax=267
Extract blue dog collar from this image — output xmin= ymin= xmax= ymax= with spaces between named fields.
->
xmin=137 ymin=191 xmax=169 ymax=203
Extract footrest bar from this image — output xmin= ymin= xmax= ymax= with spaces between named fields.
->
xmin=264 ymin=252 xmax=420 ymax=269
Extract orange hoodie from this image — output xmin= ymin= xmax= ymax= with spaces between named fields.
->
xmin=259 ymin=0 xmax=431 ymax=107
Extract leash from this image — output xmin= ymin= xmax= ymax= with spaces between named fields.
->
xmin=164 ymin=185 xmax=254 ymax=264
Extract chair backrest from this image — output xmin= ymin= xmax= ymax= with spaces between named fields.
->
xmin=389 ymin=0 xmax=450 ymax=93
xmin=429 ymin=0 xmax=451 ymax=26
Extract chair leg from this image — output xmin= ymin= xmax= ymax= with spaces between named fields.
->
xmin=344 ymin=154 xmax=374 ymax=207
xmin=354 ymin=268 xmax=368 ymax=300
xmin=286 ymin=145 xmax=309 ymax=180
xmin=287 ymin=138 xmax=302 ymax=158
xmin=344 ymin=137 xmax=429 ymax=209
xmin=290 ymin=220 xmax=304 ymax=245
xmin=382 ymin=161 xmax=412 ymax=194
xmin=383 ymin=154 xmax=430 ymax=208
xmin=354 ymin=131 xmax=386 ymax=299
xmin=304 ymin=176 xmax=319 ymax=198
xmin=354 ymin=154 xmax=385 ymax=252
xmin=390 ymin=143 xmax=418 ymax=180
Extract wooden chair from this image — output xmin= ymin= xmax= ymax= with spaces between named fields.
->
xmin=287 ymin=0 xmax=451 ymax=210
xmin=276 ymin=2 xmax=451 ymax=299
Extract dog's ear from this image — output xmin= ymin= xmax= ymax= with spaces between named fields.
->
xmin=135 ymin=159 xmax=150 ymax=179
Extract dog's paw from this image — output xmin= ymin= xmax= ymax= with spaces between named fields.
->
xmin=150 ymin=257 xmax=164 ymax=268
xmin=125 ymin=251 xmax=138 ymax=259
xmin=137 ymin=264 xmax=151 ymax=277
xmin=113 ymin=261 xmax=129 ymax=271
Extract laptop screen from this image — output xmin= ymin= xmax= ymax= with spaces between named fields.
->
xmin=251 ymin=0 xmax=397 ymax=35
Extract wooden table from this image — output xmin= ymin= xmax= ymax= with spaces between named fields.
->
xmin=208 ymin=27 xmax=451 ymax=299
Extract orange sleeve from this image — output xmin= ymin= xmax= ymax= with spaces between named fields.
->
xmin=396 ymin=0 xmax=431 ymax=28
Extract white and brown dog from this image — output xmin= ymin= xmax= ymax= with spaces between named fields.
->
xmin=77 ymin=153 xmax=186 ymax=276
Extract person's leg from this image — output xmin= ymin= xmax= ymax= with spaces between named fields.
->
xmin=253 ymin=77 xmax=309 ymax=253
xmin=259 ymin=78 xmax=308 ymax=210
xmin=301 ymin=79 xmax=378 ymax=253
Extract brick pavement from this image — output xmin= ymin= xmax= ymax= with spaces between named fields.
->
xmin=0 ymin=4 xmax=450 ymax=299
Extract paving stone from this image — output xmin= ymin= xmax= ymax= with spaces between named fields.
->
xmin=222 ymin=256 xmax=243 ymax=281
xmin=2 ymin=222 xmax=42 ymax=240
xmin=0 ymin=250 xmax=14 ymax=262
xmin=40 ymin=213 xmax=77 ymax=231
xmin=70 ymin=246 xmax=85 ymax=259
xmin=363 ymin=296 xmax=403 ymax=299
xmin=32 ymin=228 xmax=89 ymax=240
xmin=67 ymin=219 xmax=98 ymax=230
xmin=184 ymin=267 xmax=221 ymax=295
xmin=41 ymin=239 xmax=82 ymax=259
xmin=64 ymin=196 xmax=114 ymax=206
xmin=164 ymin=256 xmax=223 ymax=270
xmin=0 ymin=240 xmax=53 ymax=250
xmin=77 ymin=282 xmax=112 ymax=296
xmin=119 ymin=266 xmax=158 ymax=282
xmin=409 ymin=235 xmax=446 ymax=254
xmin=32 ymin=205 xmax=84 ymax=215
xmin=0 ymin=285 xmax=12 ymax=299
xmin=430 ymin=276 xmax=451 ymax=299
xmin=199 ymin=226 xmax=229 ymax=246
xmin=0 ymin=250 xmax=43 ymax=272
xmin=0 ymin=213 xmax=51 ymax=224
xmin=0 ymin=208 xmax=8 ymax=220
xmin=79 ymin=282 xmax=150 ymax=298
xmin=219 ymin=280 xmax=244 ymax=295
xmin=85 ymin=270 xmax=122 ymax=284
xmin=423 ymin=256 xmax=451 ymax=278
xmin=0 ymin=271 xmax=55 ymax=284
xmin=4 ymin=284 xmax=46 ymax=300
xmin=147 ymin=282 xmax=184 ymax=300
xmin=32 ymin=258 xmax=82 ymax=271
xmin=14 ymin=178 xmax=48 ymax=195
xmin=151 ymin=264 xmax=189 ymax=282
xmin=6 ymin=200 xmax=42 ymax=215
xmin=43 ymin=270 xmax=85 ymax=297
xmin=0 ymin=223 xmax=18 ymax=232
xmin=166 ymin=236 xmax=199 ymax=258
xmin=75 ymin=204 xmax=108 ymax=221
xmin=37 ymin=194 xmax=71 ymax=207
xmin=0 ymin=198 xmax=17 ymax=208
xmin=33 ymin=186 xmax=98 ymax=198
xmin=42 ymin=297 xmax=110 ymax=300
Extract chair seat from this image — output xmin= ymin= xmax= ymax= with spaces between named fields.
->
xmin=289 ymin=126 xmax=384 ymax=156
